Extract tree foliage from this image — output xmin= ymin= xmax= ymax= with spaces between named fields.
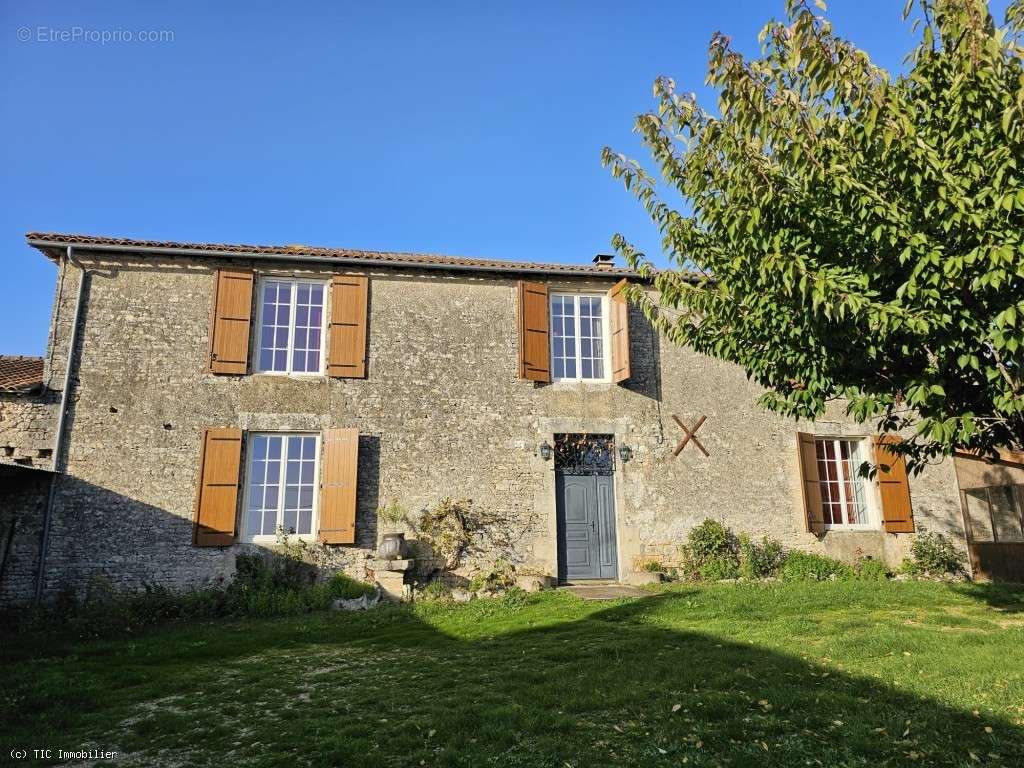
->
xmin=603 ymin=0 xmax=1024 ymax=470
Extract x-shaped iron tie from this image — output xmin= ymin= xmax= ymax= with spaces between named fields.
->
xmin=672 ymin=414 xmax=709 ymax=457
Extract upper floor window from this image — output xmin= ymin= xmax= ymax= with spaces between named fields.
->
xmin=815 ymin=438 xmax=873 ymax=529
xmin=550 ymin=293 xmax=607 ymax=381
xmin=255 ymin=279 xmax=327 ymax=375
xmin=243 ymin=433 xmax=319 ymax=542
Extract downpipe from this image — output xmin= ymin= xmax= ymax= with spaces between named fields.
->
xmin=34 ymin=246 xmax=86 ymax=604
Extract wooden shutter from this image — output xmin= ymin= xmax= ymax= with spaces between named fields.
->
xmin=318 ymin=428 xmax=359 ymax=544
xmin=517 ymin=280 xmax=550 ymax=382
xmin=874 ymin=436 xmax=915 ymax=533
xmin=797 ymin=432 xmax=825 ymax=535
xmin=328 ymin=276 xmax=369 ymax=378
xmin=209 ymin=270 xmax=254 ymax=374
xmin=193 ymin=428 xmax=242 ymax=547
xmin=608 ymin=278 xmax=631 ymax=383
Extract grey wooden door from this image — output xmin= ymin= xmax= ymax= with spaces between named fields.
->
xmin=556 ymin=473 xmax=618 ymax=581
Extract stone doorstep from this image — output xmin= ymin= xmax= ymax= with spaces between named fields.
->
xmin=624 ymin=571 xmax=664 ymax=586
xmin=369 ymin=558 xmax=413 ymax=572
xmin=374 ymin=571 xmax=410 ymax=602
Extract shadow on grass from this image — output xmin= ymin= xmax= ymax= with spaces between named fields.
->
xmin=952 ymin=581 xmax=1024 ymax=612
xmin=3 ymin=589 xmax=1022 ymax=767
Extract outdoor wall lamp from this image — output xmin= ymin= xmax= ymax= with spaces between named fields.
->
xmin=538 ymin=440 xmax=553 ymax=461
xmin=618 ymin=444 xmax=633 ymax=463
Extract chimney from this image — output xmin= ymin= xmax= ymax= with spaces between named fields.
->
xmin=592 ymin=253 xmax=616 ymax=270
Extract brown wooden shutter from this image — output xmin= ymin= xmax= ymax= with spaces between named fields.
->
xmin=517 ymin=280 xmax=550 ymax=382
xmin=874 ymin=436 xmax=915 ymax=533
xmin=797 ymin=432 xmax=825 ymax=535
xmin=328 ymin=276 xmax=369 ymax=378
xmin=209 ymin=270 xmax=254 ymax=374
xmin=608 ymin=278 xmax=631 ymax=383
xmin=193 ymin=427 xmax=242 ymax=547
xmin=318 ymin=428 xmax=359 ymax=544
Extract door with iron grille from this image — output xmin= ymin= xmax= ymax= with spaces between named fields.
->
xmin=555 ymin=435 xmax=619 ymax=581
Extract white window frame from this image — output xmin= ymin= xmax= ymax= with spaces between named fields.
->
xmin=549 ymin=291 xmax=612 ymax=383
xmin=815 ymin=436 xmax=879 ymax=531
xmin=241 ymin=432 xmax=322 ymax=544
xmin=253 ymin=277 xmax=329 ymax=377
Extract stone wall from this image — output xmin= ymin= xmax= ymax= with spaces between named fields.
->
xmin=3 ymin=250 xmax=970 ymax=602
xmin=0 ymin=393 xmax=57 ymax=469
xmin=0 ymin=464 xmax=51 ymax=604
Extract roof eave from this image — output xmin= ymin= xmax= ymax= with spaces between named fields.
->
xmin=26 ymin=237 xmax=645 ymax=281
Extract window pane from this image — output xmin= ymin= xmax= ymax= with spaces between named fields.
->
xmin=258 ymin=280 xmax=325 ymax=374
xmin=282 ymin=509 xmax=298 ymax=535
xmin=550 ymin=294 xmax=577 ymax=380
xmin=290 ymin=281 xmax=325 ymax=374
xmin=964 ymin=488 xmax=995 ymax=542
xmin=246 ymin=435 xmax=285 ymax=538
xmin=816 ymin=438 xmax=869 ymax=527
xmin=260 ymin=282 xmax=292 ymax=372
xmin=251 ymin=435 xmax=267 ymax=460
xmin=578 ymin=296 xmax=603 ymax=379
xmin=990 ymin=486 xmax=1024 ymax=542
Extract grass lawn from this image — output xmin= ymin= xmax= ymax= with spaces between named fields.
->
xmin=3 ymin=581 xmax=1024 ymax=767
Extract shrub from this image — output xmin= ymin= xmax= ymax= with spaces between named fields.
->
xmin=415 ymin=497 xmax=481 ymax=570
xmin=326 ymin=572 xmax=378 ymax=600
xmin=642 ymin=559 xmax=666 ymax=573
xmin=738 ymin=534 xmax=786 ymax=579
xmin=499 ymin=586 xmax=529 ymax=610
xmin=680 ymin=519 xmax=740 ymax=581
xmin=418 ymin=579 xmax=453 ymax=602
xmin=780 ymin=551 xmax=854 ymax=582
xmin=853 ymin=555 xmax=889 ymax=582
xmin=687 ymin=519 xmax=738 ymax=563
xmin=698 ymin=555 xmax=740 ymax=581
xmin=468 ymin=558 xmax=516 ymax=592
xmin=902 ymin=532 xmax=967 ymax=578
xmin=377 ymin=499 xmax=408 ymax=530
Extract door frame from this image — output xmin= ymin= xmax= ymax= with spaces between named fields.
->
xmin=552 ymin=433 xmax=621 ymax=583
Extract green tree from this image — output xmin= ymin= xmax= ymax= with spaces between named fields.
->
xmin=603 ymin=0 xmax=1024 ymax=470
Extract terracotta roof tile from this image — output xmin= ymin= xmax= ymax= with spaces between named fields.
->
xmin=0 ymin=356 xmax=44 ymax=393
xmin=26 ymin=232 xmax=640 ymax=278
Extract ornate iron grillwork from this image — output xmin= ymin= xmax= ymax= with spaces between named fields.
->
xmin=553 ymin=433 xmax=616 ymax=475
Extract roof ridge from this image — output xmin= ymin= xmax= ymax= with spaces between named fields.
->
xmin=25 ymin=232 xmax=639 ymax=278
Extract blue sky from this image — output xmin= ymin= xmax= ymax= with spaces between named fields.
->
xmin=0 ymin=0 xmax=1010 ymax=354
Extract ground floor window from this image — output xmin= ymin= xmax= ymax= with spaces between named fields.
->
xmin=244 ymin=433 xmax=319 ymax=541
xmin=815 ymin=438 xmax=872 ymax=528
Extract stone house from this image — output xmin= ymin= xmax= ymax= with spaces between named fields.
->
xmin=0 ymin=231 xmax=1020 ymax=605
